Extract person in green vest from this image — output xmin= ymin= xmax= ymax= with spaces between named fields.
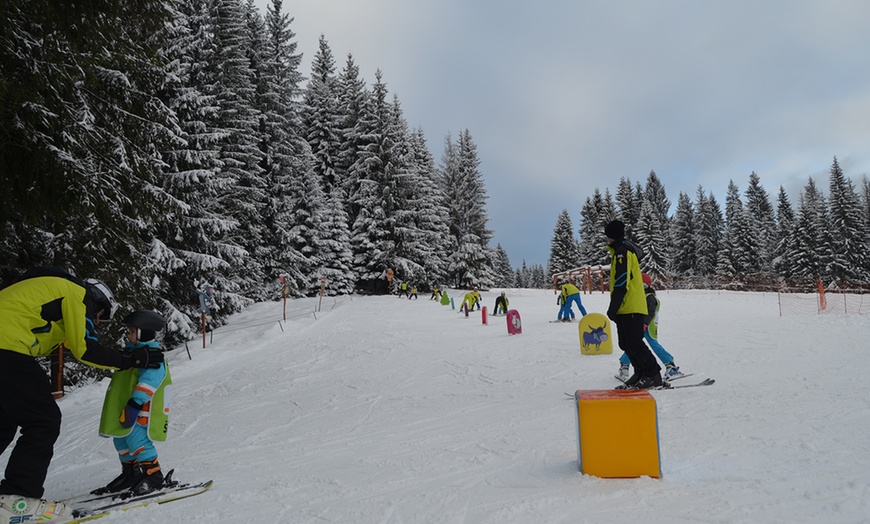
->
xmin=94 ymin=310 xmax=172 ymax=496
xmin=604 ymin=220 xmax=662 ymax=389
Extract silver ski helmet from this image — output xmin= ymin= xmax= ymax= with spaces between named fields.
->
xmin=83 ymin=278 xmax=119 ymax=320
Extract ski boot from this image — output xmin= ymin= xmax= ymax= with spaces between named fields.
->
xmin=91 ymin=461 xmax=143 ymax=495
xmin=131 ymin=459 xmax=165 ymax=496
xmin=663 ymin=362 xmax=684 ymax=381
xmin=617 ymin=363 xmax=630 ymax=382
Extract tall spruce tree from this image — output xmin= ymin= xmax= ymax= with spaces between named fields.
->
xmin=792 ymin=178 xmax=829 ymax=280
xmin=826 ymin=157 xmax=869 ymax=281
xmin=669 ymin=192 xmax=696 ymax=276
xmin=348 ymin=70 xmax=395 ymax=283
xmin=772 ymin=186 xmax=798 ymax=278
xmin=743 ymin=172 xmax=777 ymax=273
xmin=694 ymin=187 xmax=724 ymax=277
xmin=441 ymin=130 xmax=494 ymax=288
xmin=547 ymin=209 xmax=581 ymax=276
xmin=491 ymin=244 xmax=516 ymax=288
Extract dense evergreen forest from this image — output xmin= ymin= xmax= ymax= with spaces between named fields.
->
xmin=1 ymin=0 xmax=510 ymax=343
xmin=546 ymin=164 xmax=870 ymax=291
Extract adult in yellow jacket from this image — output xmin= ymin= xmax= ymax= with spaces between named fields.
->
xmin=604 ymin=221 xmax=661 ymax=389
xmin=0 ymin=267 xmax=163 ymax=519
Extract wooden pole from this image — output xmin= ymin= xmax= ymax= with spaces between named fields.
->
xmin=201 ymin=311 xmax=207 ymax=348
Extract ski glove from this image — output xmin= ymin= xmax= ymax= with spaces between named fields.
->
xmin=606 ymin=307 xmax=619 ymax=321
xmin=119 ymin=399 xmax=143 ymax=428
xmin=120 ymin=347 xmax=163 ymax=370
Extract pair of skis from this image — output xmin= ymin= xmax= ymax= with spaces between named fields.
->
xmin=613 ymin=372 xmax=715 ymax=389
xmin=63 ymin=471 xmax=213 ymax=522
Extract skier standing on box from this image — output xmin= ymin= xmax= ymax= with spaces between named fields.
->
xmin=617 ymin=273 xmax=683 ymax=382
xmin=604 ymin=220 xmax=662 ymax=389
xmin=94 ymin=310 xmax=171 ymax=496
xmin=0 ymin=267 xmax=163 ymax=522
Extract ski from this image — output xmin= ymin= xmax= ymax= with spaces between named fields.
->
xmin=69 ymin=478 xmax=213 ymax=522
xmin=565 ymin=378 xmax=714 ymax=398
xmin=664 ymin=372 xmax=694 ymax=382
xmin=658 ymin=378 xmax=714 ymax=389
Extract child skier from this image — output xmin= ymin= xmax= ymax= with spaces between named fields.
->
xmin=94 ymin=310 xmax=172 ymax=496
xmin=493 ymin=291 xmax=509 ymax=315
xmin=617 ymin=273 xmax=684 ymax=382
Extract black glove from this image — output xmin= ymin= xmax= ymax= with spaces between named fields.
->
xmin=607 ymin=307 xmax=619 ymax=322
xmin=120 ymin=347 xmax=164 ymax=369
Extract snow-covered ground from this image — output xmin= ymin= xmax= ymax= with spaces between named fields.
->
xmin=23 ymin=288 xmax=870 ymax=522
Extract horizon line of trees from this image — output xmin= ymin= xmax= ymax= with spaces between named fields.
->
xmin=546 ymin=158 xmax=870 ymax=290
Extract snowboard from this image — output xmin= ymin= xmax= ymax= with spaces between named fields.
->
xmin=506 ymin=309 xmax=522 ymax=335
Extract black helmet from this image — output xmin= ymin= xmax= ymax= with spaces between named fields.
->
xmin=83 ymin=278 xmax=119 ymax=320
xmin=122 ymin=310 xmax=166 ymax=342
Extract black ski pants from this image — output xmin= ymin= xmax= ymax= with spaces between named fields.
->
xmin=614 ymin=313 xmax=661 ymax=378
xmin=0 ymin=350 xmax=62 ymax=499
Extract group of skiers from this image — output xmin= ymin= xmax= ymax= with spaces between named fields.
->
xmin=0 ymin=267 xmax=173 ymax=521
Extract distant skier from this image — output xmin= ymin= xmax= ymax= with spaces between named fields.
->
xmin=95 ymin=310 xmax=172 ymax=496
xmin=556 ymin=292 xmax=575 ymax=322
xmin=459 ymin=290 xmax=480 ymax=312
xmin=559 ymin=280 xmax=588 ymax=318
xmin=493 ymin=291 xmax=509 ymax=315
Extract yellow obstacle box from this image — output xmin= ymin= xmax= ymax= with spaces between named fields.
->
xmin=578 ymin=312 xmax=613 ymax=355
xmin=573 ymin=389 xmax=661 ymax=478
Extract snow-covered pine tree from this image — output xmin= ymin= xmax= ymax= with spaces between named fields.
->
xmin=792 ymin=178 xmax=829 ymax=281
xmin=491 ymin=244 xmax=516 ymax=288
xmin=442 ymin=130 xmax=494 ymax=288
xmin=302 ymin=35 xmax=356 ymax=295
xmin=156 ymin=0 xmax=243 ymax=335
xmin=547 ymin=209 xmax=581 ymax=276
xmin=407 ymin=127 xmax=452 ymax=287
xmin=669 ymin=192 xmax=696 ymax=277
xmin=615 ymin=178 xmax=640 ymax=239
xmin=253 ymin=0 xmax=319 ymax=296
xmin=336 ymin=54 xmax=368 ymax=225
xmin=717 ymin=180 xmax=756 ymax=278
xmin=387 ymin=96 xmax=429 ymax=284
xmin=634 ymin=197 xmax=668 ymax=280
xmin=349 ymin=70 xmax=395 ymax=286
xmin=826 ymin=157 xmax=870 ymax=281
xmin=208 ymin=0 xmax=267 ymax=301
xmin=318 ymin=186 xmax=356 ymax=295
xmin=772 ymin=186 xmax=798 ymax=278
xmin=744 ymin=172 xmax=777 ymax=274
xmin=304 ymin=35 xmax=343 ymax=193
xmin=578 ymin=189 xmax=615 ymax=266
xmin=693 ymin=186 xmax=724 ymax=277
xmin=529 ymin=264 xmax=547 ymax=288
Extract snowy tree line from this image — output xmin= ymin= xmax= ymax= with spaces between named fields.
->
xmin=1 ymin=0 xmax=511 ymax=342
xmin=547 ymin=159 xmax=870 ymax=290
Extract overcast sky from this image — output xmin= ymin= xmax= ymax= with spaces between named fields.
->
xmin=258 ymin=0 xmax=870 ymax=267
